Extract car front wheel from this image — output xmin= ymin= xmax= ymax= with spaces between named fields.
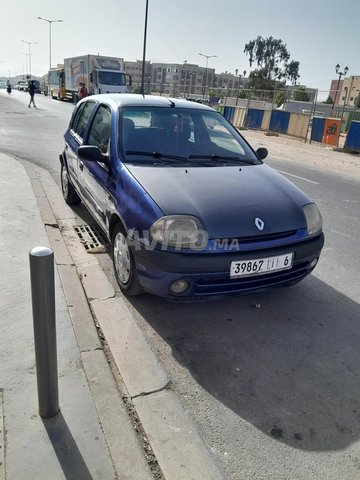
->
xmin=112 ymin=223 xmax=144 ymax=296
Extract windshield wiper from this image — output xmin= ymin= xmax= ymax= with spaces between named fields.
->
xmin=125 ymin=151 xmax=217 ymax=166
xmin=188 ymin=154 xmax=254 ymax=164
xmin=125 ymin=150 xmax=189 ymax=163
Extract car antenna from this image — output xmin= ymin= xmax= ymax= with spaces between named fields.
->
xmin=165 ymin=97 xmax=175 ymax=108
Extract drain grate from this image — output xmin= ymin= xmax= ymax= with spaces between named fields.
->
xmin=74 ymin=225 xmax=109 ymax=252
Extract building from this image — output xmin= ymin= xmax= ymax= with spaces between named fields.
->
xmin=215 ymin=71 xmax=248 ymax=98
xmin=124 ymin=60 xmax=151 ymax=93
xmin=340 ymin=76 xmax=360 ymax=107
xmin=329 ymin=79 xmax=344 ymax=105
xmin=123 ymin=60 xmax=322 ymax=105
xmin=124 ymin=60 xmax=250 ymax=100
xmin=148 ymin=61 xmax=216 ymax=97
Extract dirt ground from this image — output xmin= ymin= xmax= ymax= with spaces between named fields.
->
xmin=240 ymin=129 xmax=360 ymax=178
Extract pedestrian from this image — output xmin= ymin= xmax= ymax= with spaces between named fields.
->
xmin=28 ymin=80 xmax=37 ymax=108
xmin=79 ymin=82 xmax=88 ymax=100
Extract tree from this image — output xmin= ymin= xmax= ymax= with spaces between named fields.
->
xmin=322 ymin=95 xmax=333 ymax=105
xmin=274 ymin=91 xmax=286 ymax=107
xmin=293 ymin=86 xmax=310 ymax=102
xmin=355 ymin=95 xmax=360 ymax=109
xmin=244 ymin=36 xmax=300 ymax=91
xmin=236 ymin=90 xmax=247 ymax=99
xmin=286 ymin=61 xmax=300 ymax=85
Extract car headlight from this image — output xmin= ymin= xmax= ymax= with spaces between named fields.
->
xmin=303 ymin=204 xmax=323 ymax=236
xmin=150 ymin=215 xmax=207 ymax=249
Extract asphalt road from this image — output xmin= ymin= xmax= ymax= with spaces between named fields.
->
xmin=1 ymin=89 xmax=360 ymax=479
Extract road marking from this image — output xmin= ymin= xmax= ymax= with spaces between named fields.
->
xmin=330 ymin=229 xmax=352 ymax=239
xmin=277 ymin=169 xmax=320 ymax=185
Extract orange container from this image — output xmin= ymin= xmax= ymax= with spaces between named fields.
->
xmin=322 ymin=118 xmax=341 ymax=145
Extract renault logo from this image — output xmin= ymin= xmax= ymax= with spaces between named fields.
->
xmin=255 ymin=218 xmax=264 ymax=231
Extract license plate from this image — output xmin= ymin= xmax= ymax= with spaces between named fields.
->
xmin=230 ymin=253 xmax=294 ymax=278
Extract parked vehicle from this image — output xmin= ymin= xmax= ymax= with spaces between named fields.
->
xmin=17 ymin=81 xmax=28 ymax=91
xmin=49 ymin=55 xmax=131 ymax=102
xmin=48 ymin=66 xmax=65 ymax=100
xmin=60 ymin=94 xmax=324 ymax=299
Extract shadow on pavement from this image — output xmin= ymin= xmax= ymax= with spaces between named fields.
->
xmin=130 ymin=275 xmax=360 ymax=452
xmin=43 ymin=411 xmax=93 ymax=480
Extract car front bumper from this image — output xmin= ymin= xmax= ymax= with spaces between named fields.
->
xmin=133 ymin=233 xmax=325 ymax=299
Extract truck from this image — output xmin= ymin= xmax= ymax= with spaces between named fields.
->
xmin=48 ymin=66 xmax=65 ymax=99
xmin=48 ymin=54 xmax=131 ymax=101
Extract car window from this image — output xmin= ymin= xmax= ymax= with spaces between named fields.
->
xmin=121 ymin=108 xmax=195 ymax=149
xmin=73 ymin=101 xmax=96 ymax=140
xmin=87 ymin=105 xmax=111 ymax=154
xmin=70 ymin=103 xmax=85 ymax=132
xmin=118 ymin=107 xmax=258 ymax=165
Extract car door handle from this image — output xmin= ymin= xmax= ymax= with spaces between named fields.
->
xmin=79 ymin=161 xmax=84 ymax=171
xmin=65 ymin=144 xmax=68 ymax=150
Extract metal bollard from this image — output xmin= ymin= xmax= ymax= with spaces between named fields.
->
xmin=29 ymin=246 xmax=59 ymax=418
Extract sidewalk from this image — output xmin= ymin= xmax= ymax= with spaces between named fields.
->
xmin=0 ymin=153 xmax=153 ymax=480
xmin=0 ymin=153 xmax=226 ymax=480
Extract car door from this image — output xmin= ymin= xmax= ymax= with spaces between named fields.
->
xmin=80 ymin=104 xmax=112 ymax=231
xmin=64 ymin=100 xmax=96 ymax=197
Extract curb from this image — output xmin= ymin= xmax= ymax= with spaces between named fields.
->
xmin=26 ymin=161 xmax=227 ymax=480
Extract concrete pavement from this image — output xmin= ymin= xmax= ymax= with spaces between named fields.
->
xmin=0 ymin=152 xmax=226 ymax=480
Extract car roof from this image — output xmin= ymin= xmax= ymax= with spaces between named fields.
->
xmin=85 ymin=93 xmax=215 ymax=111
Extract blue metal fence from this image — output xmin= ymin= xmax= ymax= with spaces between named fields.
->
xmin=223 ymin=106 xmax=235 ymax=123
xmin=344 ymin=121 xmax=360 ymax=152
xmin=246 ymin=109 xmax=264 ymax=129
xmin=269 ymin=111 xmax=291 ymax=134
xmin=310 ymin=117 xmax=325 ymax=143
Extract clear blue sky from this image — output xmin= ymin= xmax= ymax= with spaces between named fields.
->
xmin=1 ymin=0 xmax=359 ymax=99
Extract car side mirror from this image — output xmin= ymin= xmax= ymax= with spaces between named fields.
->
xmin=78 ymin=145 xmax=109 ymax=164
xmin=256 ymin=147 xmax=268 ymax=160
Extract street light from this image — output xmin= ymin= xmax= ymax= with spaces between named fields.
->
xmin=20 ymin=52 xmax=32 ymax=79
xmin=36 ymin=17 xmax=63 ymax=70
xmin=332 ymin=63 xmax=349 ymax=113
xmin=198 ymin=53 xmax=217 ymax=99
xmin=21 ymin=40 xmax=38 ymax=79
xmin=235 ymin=68 xmax=247 ymax=105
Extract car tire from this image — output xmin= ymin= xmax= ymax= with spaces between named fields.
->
xmin=61 ymin=163 xmax=81 ymax=205
xmin=112 ymin=223 xmax=144 ymax=296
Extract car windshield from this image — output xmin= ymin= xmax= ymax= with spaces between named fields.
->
xmin=118 ymin=106 xmax=260 ymax=166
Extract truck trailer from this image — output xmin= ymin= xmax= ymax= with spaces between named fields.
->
xmin=49 ymin=54 xmax=131 ymax=101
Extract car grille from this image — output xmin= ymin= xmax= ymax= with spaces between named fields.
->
xmin=193 ymin=260 xmax=309 ymax=296
xmin=235 ymin=230 xmax=297 ymax=244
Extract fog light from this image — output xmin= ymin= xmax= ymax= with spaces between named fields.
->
xmin=309 ymin=257 xmax=318 ymax=269
xmin=170 ymin=279 xmax=189 ymax=294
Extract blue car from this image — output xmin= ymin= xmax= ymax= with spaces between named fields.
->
xmin=60 ymin=94 xmax=324 ymax=299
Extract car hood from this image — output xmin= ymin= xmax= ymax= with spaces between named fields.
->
xmin=126 ymin=163 xmax=311 ymax=238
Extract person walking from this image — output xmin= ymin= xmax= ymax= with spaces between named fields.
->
xmin=28 ymin=80 xmax=37 ymax=108
xmin=79 ymin=82 xmax=88 ymax=100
